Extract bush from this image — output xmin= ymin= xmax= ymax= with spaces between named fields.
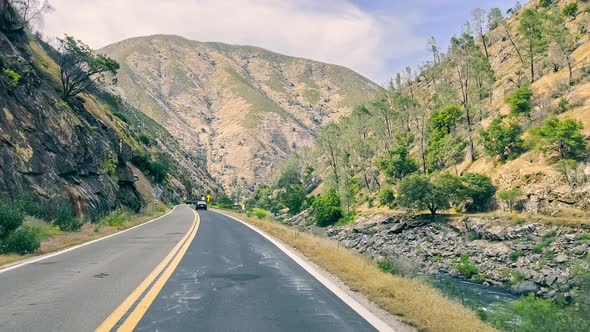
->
xmin=489 ymin=294 xmax=590 ymax=331
xmin=498 ymin=188 xmax=523 ymax=212
xmin=462 ymin=173 xmax=496 ymax=212
xmin=11 ymin=193 xmax=44 ymax=218
xmin=378 ymin=259 xmax=398 ymax=275
xmin=398 ymin=174 xmax=450 ymax=216
xmin=479 ymin=116 xmax=524 ymax=161
xmin=46 ymin=203 xmax=82 ymax=232
xmin=378 ymin=186 xmax=395 ymax=208
xmin=1 ymin=68 xmax=21 ymax=87
xmin=99 ymin=210 xmax=128 ymax=228
xmin=563 ymin=2 xmax=579 ymax=17
xmin=311 ymin=189 xmax=343 ymax=227
xmin=0 ymin=202 xmax=24 ymax=240
xmin=278 ymin=184 xmax=305 ymax=215
xmin=506 ymin=85 xmax=533 ymax=116
xmin=253 ymin=208 xmax=267 ymax=219
xmin=530 ymin=117 xmax=587 ymax=160
xmin=1 ymin=226 xmax=41 ymax=254
xmin=453 ymin=254 xmax=479 ymax=278
xmin=376 ymin=146 xmax=419 ymax=180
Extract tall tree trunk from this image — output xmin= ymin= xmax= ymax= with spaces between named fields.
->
xmin=480 ymin=31 xmax=489 ymax=59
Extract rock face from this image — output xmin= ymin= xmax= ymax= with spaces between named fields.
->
xmin=282 ymin=212 xmax=590 ymax=302
xmin=0 ymin=9 xmax=219 ymax=218
xmin=100 ymin=35 xmax=382 ymax=193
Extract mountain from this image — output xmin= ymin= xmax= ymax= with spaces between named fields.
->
xmin=0 ymin=11 xmax=220 ymax=218
xmin=99 ymin=35 xmax=382 ymax=194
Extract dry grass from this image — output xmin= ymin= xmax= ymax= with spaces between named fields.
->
xmin=0 ymin=204 xmax=170 ymax=269
xmin=224 ymin=211 xmax=495 ymax=332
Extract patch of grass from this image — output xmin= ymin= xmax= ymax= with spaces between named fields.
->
xmin=511 ymin=270 xmax=527 ymax=285
xmin=510 ymin=214 xmax=525 ymax=225
xmin=223 ymin=211 xmax=493 ymax=331
xmin=466 ymin=230 xmax=479 ymax=241
xmin=510 ymin=249 xmax=524 ymax=261
xmin=578 ymin=233 xmax=590 ymax=241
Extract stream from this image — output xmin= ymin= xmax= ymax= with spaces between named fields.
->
xmin=427 ymin=274 xmax=519 ymax=312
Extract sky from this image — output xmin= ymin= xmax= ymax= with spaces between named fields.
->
xmin=40 ymin=0 xmax=519 ymax=85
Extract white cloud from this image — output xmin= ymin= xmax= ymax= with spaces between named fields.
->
xmin=41 ymin=0 xmax=425 ymax=83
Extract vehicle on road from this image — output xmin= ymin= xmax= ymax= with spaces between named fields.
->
xmin=195 ymin=200 xmax=207 ymax=210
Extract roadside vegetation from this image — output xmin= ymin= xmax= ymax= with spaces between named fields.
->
xmin=0 ymin=194 xmax=169 ymax=267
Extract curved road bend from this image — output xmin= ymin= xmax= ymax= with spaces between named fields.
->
xmin=0 ymin=205 xmax=380 ymax=331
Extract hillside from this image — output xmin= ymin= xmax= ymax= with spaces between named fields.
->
xmin=0 ymin=10 xmax=220 ymax=218
xmin=99 ymin=35 xmax=382 ymax=195
xmin=277 ymin=0 xmax=590 ymax=218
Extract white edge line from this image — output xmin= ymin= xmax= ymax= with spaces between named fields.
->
xmin=0 ymin=205 xmax=180 ymax=274
xmin=213 ymin=209 xmax=395 ymax=332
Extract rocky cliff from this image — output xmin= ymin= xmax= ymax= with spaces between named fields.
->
xmin=0 ymin=5 xmax=219 ymax=218
xmin=100 ymin=35 xmax=382 ymax=194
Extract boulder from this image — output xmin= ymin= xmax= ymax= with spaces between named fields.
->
xmin=511 ymin=280 xmax=539 ymax=295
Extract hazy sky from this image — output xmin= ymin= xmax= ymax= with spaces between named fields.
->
xmin=41 ymin=0 xmax=519 ymax=84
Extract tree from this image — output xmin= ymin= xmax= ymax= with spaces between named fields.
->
xmin=316 ymin=123 xmax=342 ymax=187
xmin=479 ymin=116 xmax=524 ymax=160
xmin=311 ymin=189 xmax=342 ymax=227
xmin=518 ymin=9 xmax=548 ymax=82
xmin=539 ymin=0 xmax=553 ymax=7
xmin=462 ymin=173 xmax=496 ymax=212
xmin=470 ymin=8 xmax=490 ymax=59
xmin=498 ymin=188 xmax=523 ymax=212
xmin=487 ymin=7 xmax=504 ymax=30
xmin=397 ymin=174 xmax=449 ymax=217
xmin=378 ymin=186 xmax=395 ymax=208
xmin=430 ymin=105 xmax=463 ymax=135
xmin=8 ymin=0 xmax=52 ymax=30
xmin=562 ymin=2 xmax=579 ymax=18
xmin=506 ymin=85 xmax=533 ymax=116
xmin=376 ymin=146 xmax=419 ymax=180
xmin=58 ymin=35 xmax=120 ymax=100
xmin=545 ymin=9 xmax=576 ymax=83
xmin=278 ymin=184 xmax=305 ymax=215
xmin=530 ymin=117 xmax=587 ymax=160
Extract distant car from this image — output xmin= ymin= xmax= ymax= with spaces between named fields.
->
xmin=195 ymin=200 xmax=207 ymax=210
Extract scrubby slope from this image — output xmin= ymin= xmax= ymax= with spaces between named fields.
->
xmin=100 ymin=35 xmax=382 ymax=193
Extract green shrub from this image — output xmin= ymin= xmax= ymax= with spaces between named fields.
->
xmin=479 ymin=116 xmax=524 ymax=161
xmin=1 ymin=226 xmax=41 ymax=254
xmin=488 ymin=294 xmax=590 ymax=331
xmin=462 ymin=173 xmax=496 ymax=212
xmin=99 ymin=210 xmax=129 ymax=228
xmin=46 ymin=203 xmax=82 ymax=232
xmin=466 ymin=230 xmax=479 ymax=241
xmin=453 ymin=254 xmax=479 ymax=278
xmin=253 ymin=208 xmax=268 ymax=219
xmin=378 ymin=186 xmax=395 ymax=208
xmin=578 ymin=233 xmax=590 ymax=241
xmin=0 ymin=202 xmax=24 ymax=240
xmin=498 ymin=188 xmax=523 ymax=212
xmin=563 ymin=2 xmax=579 ymax=17
xmin=529 ymin=117 xmax=586 ymax=160
xmin=11 ymin=193 xmax=44 ymax=218
xmin=277 ymin=184 xmax=305 ymax=215
xmin=311 ymin=189 xmax=343 ymax=227
xmin=506 ymin=85 xmax=533 ymax=116
xmin=556 ymin=98 xmax=569 ymax=114
xmin=103 ymin=157 xmax=118 ymax=176
xmin=378 ymin=259 xmax=398 ymax=275
xmin=1 ymin=68 xmax=21 ymax=86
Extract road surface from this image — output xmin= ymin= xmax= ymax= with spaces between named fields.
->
xmin=0 ymin=205 xmax=380 ymax=331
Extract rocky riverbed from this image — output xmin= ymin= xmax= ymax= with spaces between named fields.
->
xmin=281 ymin=211 xmax=590 ymax=303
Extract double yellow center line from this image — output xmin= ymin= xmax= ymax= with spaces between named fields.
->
xmin=96 ymin=211 xmax=200 ymax=332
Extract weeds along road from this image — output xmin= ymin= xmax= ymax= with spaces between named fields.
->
xmin=0 ymin=205 xmax=380 ymax=332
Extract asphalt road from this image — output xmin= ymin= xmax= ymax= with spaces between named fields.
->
xmin=0 ymin=205 xmax=379 ymax=331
